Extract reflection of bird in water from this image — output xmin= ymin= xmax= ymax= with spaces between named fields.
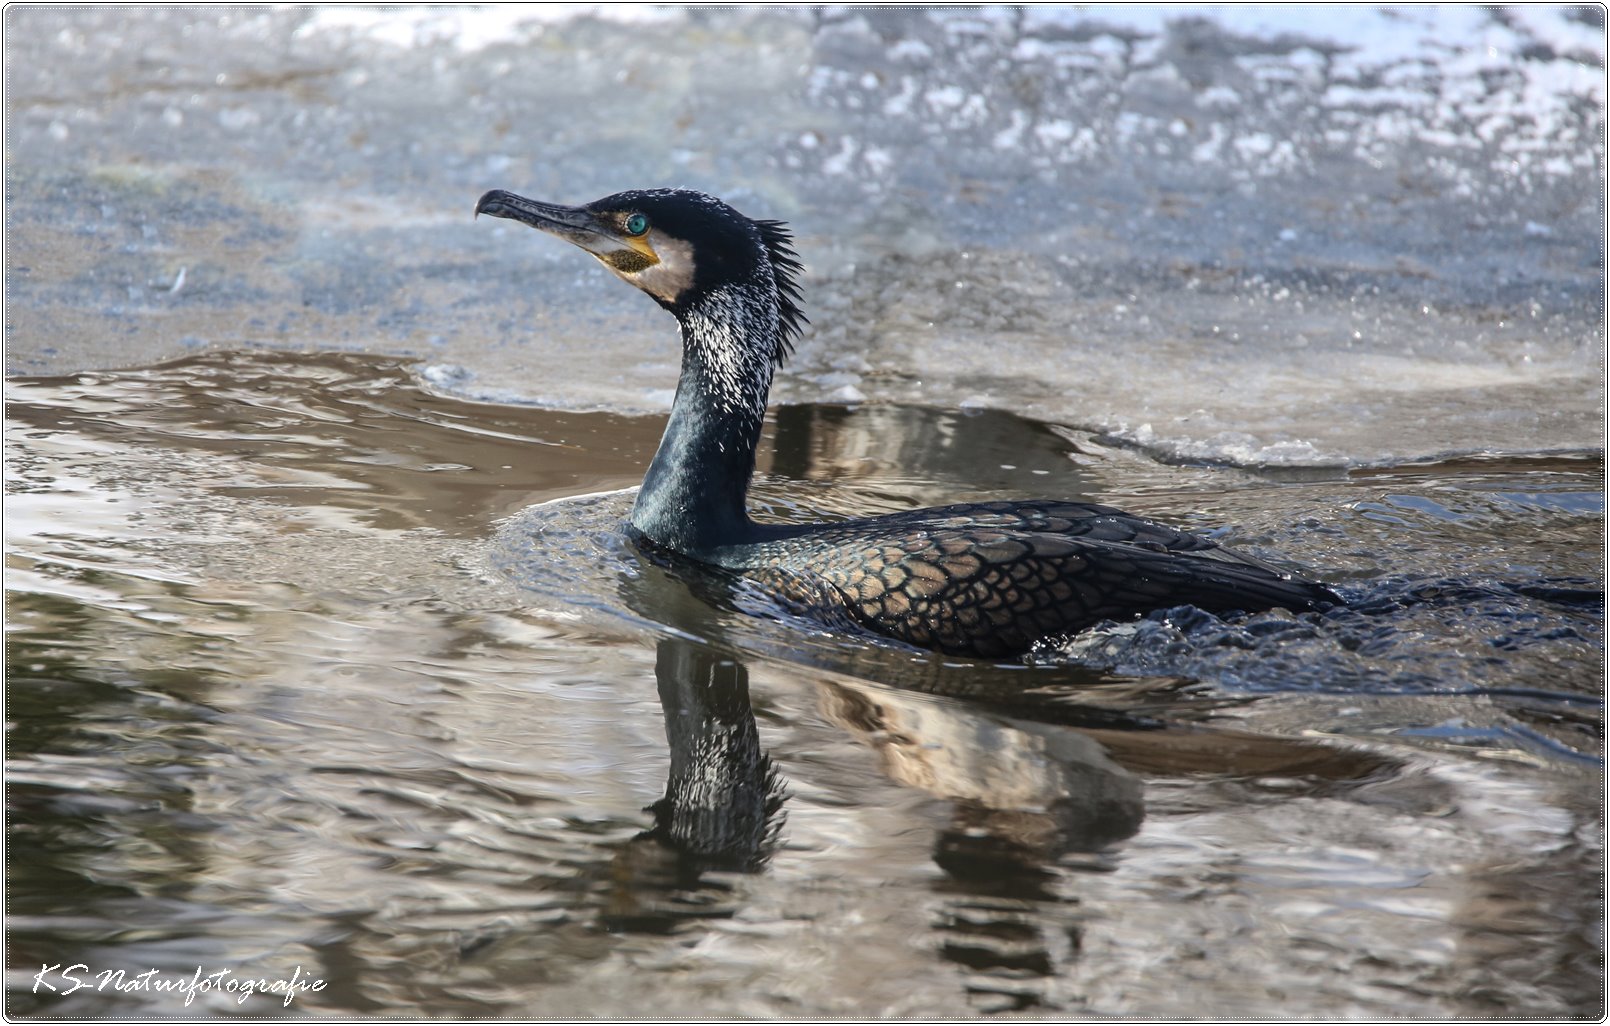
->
xmin=477 ymin=187 xmax=1340 ymax=659
xmin=643 ymin=639 xmax=784 ymax=870
xmin=819 ymin=676 xmax=1144 ymax=1012
xmin=603 ymin=638 xmax=784 ymax=934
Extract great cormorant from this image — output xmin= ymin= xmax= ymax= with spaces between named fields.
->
xmin=476 ymin=187 xmax=1340 ymax=659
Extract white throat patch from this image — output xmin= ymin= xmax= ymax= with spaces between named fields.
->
xmin=629 ymin=234 xmax=697 ymax=305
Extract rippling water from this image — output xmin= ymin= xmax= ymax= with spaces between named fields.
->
xmin=6 ymin=3 xmax=1602 ymax=1018
xmin=6 ymin=351 xmax=1601 ymax=1017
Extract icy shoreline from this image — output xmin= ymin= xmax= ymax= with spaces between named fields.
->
xmin=7 ymin=5 xmax=1602 ymax=467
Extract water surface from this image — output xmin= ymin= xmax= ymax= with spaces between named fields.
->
xmin=6 ymin=350 xmax=1601 ymax=1017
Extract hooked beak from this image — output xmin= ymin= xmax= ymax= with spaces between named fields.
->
xmin=475 ymin=189 xmax=627 ymax=261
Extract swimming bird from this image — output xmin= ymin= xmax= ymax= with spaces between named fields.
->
xmin=475 ymin=187 xmax=1341 ymax=659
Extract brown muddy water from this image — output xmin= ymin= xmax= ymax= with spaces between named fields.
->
xmin=5 ymin=349 xmax=1602 ymax=1018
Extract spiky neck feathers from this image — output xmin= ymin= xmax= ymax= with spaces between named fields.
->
xmin=474 ymin=184 xmax=808 ymax=558
xmin=649 ymin=196 xmax=805 ymax=366
xmin=625 ymin=194 xmax=808 ymax=557
xmin=588 ymin=188 xmax=807 ymax=365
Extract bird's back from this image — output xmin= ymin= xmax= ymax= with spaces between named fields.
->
xmin=725 ymin=500 xmax=1340 ymax=659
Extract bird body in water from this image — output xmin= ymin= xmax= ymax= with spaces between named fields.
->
xmin=476 ymin=187 xmax=1341 ymax=659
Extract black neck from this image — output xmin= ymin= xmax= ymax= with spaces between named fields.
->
xmin=629 ymin=286 xmax=778 ymax=559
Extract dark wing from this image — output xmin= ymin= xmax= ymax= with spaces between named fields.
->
xmin=879 ymin=499 xmax=1263 ymax=564
xmin=784 ymin=523 xmax=1337 ymax=659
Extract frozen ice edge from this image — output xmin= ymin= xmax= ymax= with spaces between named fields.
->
xmin=416 ymin=362 xmax=1593 ymax=473
xmin=378 ymin=6 xmax=1602 ymax=471
xmin=295 ymin=5 xmax=687 ymax=50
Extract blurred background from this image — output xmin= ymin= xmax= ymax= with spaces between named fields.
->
xmin=8 ymin=5 xmax=1603 ymax=465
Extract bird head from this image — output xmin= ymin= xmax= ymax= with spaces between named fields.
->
xmin=476 ymin=187 xmax=805 ymax=366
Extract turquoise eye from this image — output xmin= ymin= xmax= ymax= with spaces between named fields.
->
xmin=624 ymin=213 xmax=649 ymax=236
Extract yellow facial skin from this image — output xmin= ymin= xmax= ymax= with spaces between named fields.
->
xmin=593 ymin=219 xmax=695 ymax=305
